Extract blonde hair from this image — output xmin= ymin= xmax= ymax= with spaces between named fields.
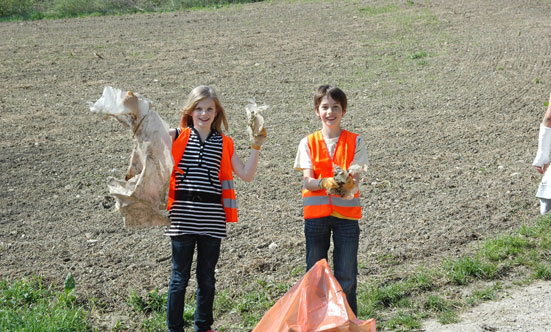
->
xmin=179 ymin=85 xmax=229 ymax=132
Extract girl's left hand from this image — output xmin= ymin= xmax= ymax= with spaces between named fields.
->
xmin=536 ymin=163 xmax=550 ymax=174
xmin=253 ymin=127 xmax=268 ymax=148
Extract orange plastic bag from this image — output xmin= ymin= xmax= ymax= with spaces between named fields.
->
xmin=253 ymin=259 xmax=376 ymax=332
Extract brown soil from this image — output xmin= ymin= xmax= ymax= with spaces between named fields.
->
xmin=1 ymin=0 xmax=551 ymax=330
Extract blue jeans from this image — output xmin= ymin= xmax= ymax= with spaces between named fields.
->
xmin=167 ymin=234 xmax=221 ymax=332
xmin=305 ymin=216 xmax=360 ymax=315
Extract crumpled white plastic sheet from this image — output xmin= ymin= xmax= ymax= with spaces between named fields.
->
xmin=89 ymin=86 xmax=173 ymax=228
xmin=245 ymin=99 xmax=268 ymax=142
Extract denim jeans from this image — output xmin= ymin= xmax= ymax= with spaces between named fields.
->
xmin=305 ymin=216 xmax=360 ymax=315
xmin=167 ymin=234 xmax=221 ymax=332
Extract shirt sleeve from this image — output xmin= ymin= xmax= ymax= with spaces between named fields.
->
xmin=294 ymin=137 xmax=313 ymax=171
xmin=351 ymin=136 xmax=369 ymax=171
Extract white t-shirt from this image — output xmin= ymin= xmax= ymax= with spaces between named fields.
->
xmin=294 ymin=132 xmax=369 ymax=171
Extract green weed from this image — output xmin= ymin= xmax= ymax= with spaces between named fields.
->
xmin=424 ymin=295 xmax=460 ymax=325
xmin=534 ymin=264 xmax=551 ymax=280
xmin=386 ymin=311 xmax=421 ymax=331
xmin=481 ymin=234 xmax=533 ymax=261
xmin=234 ymin=279 xmax=290 ymax=329
xmin=127 ymin=288 xmax=166 ymax=314
xmin=357 ymin=283 xmax=381 ymax=320
xmin=289 ymin=266 xmax=305 ymax=277
xmin=375 ymin=281 xmax=413 ymax=307
xmin=112 ymin=319 xmax=129 ymax=331
xmin=0 ymin=276 xmax=88 ymax=332
xmin=409 ymin=50 xmax=427 ymax=60
xmin=139 ymin=311 xmax=167 ymax=332
xmin=437 ymin=309 xmax=459 ymax=324
xmin=467 ymin=283 xmax=500 ymax=306
xmin=359 ymin=5 xmax=398 ymax=16
xmin=444 ymin=256 xmax=498 ymax=285
xmin=424 ymin=294 xmax=451 ymax=312
xmin=6 ymin=213 xmax=551 ymax=331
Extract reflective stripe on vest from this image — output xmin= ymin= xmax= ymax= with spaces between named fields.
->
xmin=167 ymin=128 xmax=238 ymax=223
xmin=302 ymin=130 xmax=361 ymax=220
xmin=221 ymin=180 xmax=234 ymax=190
xmin=303 ymin=196 xmax=361 ymax=207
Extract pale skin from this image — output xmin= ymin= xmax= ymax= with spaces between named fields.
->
xmin=535 ymin=92 xmax=551 ymax=174
xmin=302 ymin=95 xmax=360 ymax=198
xmin=169 ymin=97 xmax=259 ymax=182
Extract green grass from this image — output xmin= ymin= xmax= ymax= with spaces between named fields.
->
xmin=231 ymin=279 xmax=290 ymax=329
xmin=122 ymin=278 xmax=290 ymax=331
xmin=127 ymin=288 xmax=166 ymax=315
xmin=359 ymin=4 xmax=398 ymax=16
xmin=0 ymin=275 xmax=88 ymax=332
xmin=436 ymin=309 xmax=460 ymax=325
xmin=351 ymin=214 xmax=551 ymax=330
xmin=467 ymin=282 xmax=501 ymax=306
xmin=125 ymin=288 xmax=195 ymax=331
xmin=423 ymin=294 xmax=448 ymax=312
xmin=4 ymin=213 xmax=551 ymax=331
xmin=534 ymin=263 xmax=551 ymax=280
xmin=481 ymin=234 xmax=534 ymax=261
xmin=409 ymin=50 xmax=427 ymax=60
xmin=370 ymin=214 xmax=551 ymax=329
xmin=385 ymin=311 xmax=421 ymax=331
xmin=443 ymin=256 xmax=498 ymax=285
xmin=0 ymin=0 xmax=264 ymax=21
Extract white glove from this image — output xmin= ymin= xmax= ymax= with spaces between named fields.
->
xmin=533 ymin=123 xmax=551 ymax=167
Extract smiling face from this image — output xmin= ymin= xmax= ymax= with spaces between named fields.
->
xmin=192 ymin=97 xmax=217 ymax=132
xmin=315 ymin=95 xmax=346 ymax=130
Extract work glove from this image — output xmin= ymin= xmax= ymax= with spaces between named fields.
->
xmin=252 ymin=127 xmax=268 ymax=150
xmin=342 ymin=175 xmax=355 ymax=191
xmin=319 ymin=177 xmax=339 ymax=190
xmin=246 ymin=99 xmax=268 ymax=150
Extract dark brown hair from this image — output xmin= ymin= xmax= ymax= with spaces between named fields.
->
xmin=314 ymin=85 xmax=347 ymax=111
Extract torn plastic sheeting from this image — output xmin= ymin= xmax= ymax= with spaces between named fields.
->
xmin=89 ymin=86 xmax=172 ymax=228
xmin=253 ymin=259 xmax=376 ymax=332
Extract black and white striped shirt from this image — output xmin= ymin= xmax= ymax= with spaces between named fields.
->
xmin=165 ymin=128 xmax=227 ymax=238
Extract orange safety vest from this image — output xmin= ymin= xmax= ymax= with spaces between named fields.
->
xmin=167 ymin=128 xmax=238 ymax=223
xmin=302 ymin=130 xmax=361 ymax=220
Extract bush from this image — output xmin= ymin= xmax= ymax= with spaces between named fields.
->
xmin=50 ymin=0 xmax=102 ymax=17
xmin=1 ymin=0 xmax=265 ymax=19
xmin=0 ymin=0 xmax=36 ymax=17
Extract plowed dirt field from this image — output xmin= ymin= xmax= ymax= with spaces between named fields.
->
xmin=2 ymin=0 xmax=551 ymax=330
